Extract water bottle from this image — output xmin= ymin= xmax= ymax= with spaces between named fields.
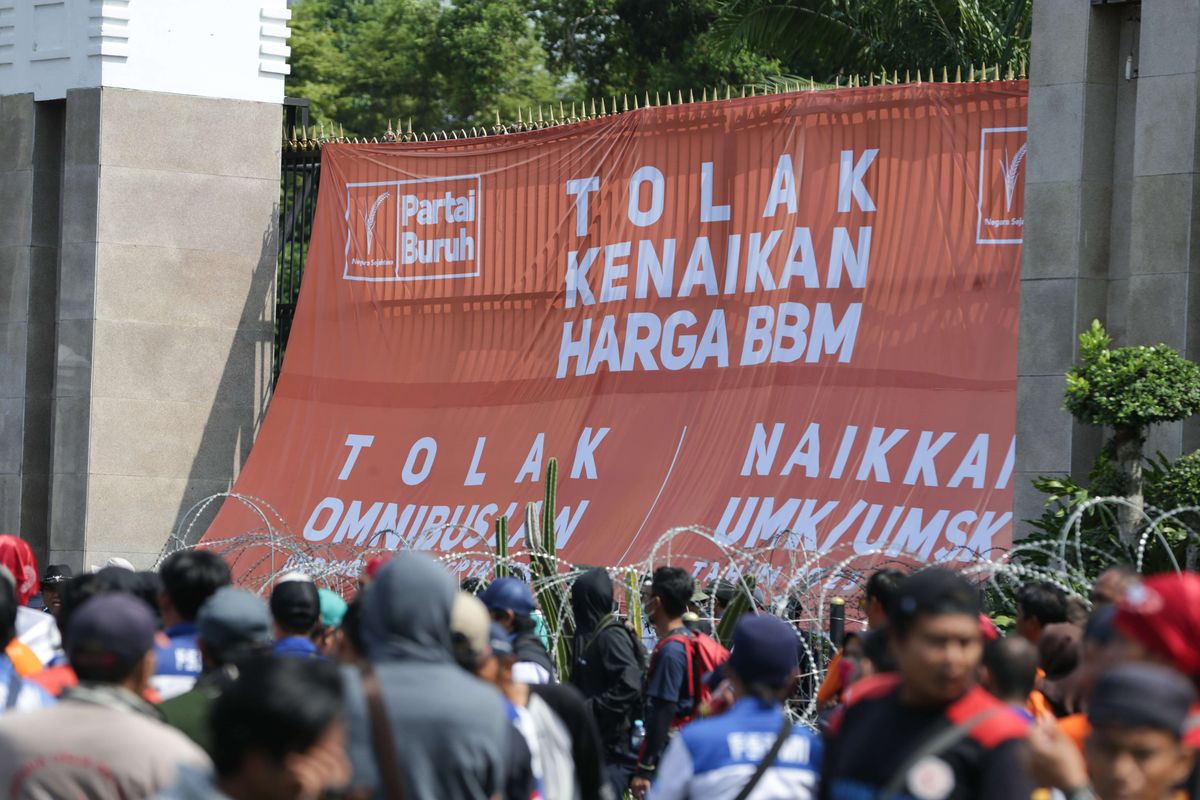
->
xmin=630 ymin=720 xmax=646 ymax=752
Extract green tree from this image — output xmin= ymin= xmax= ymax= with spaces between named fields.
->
xmin=1063 ymin=321 xmax=1200 ymax=544
xmin=289 ymin=0 xmax=561 ymax=137
xmin=714 ymin=0 xmax=1032 ymax=82
xmin=535 ymin=0 xmax=781 ymax=98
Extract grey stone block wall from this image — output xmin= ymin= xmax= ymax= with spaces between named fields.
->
xmin=1018 ymin=1 xmax=1200 ymax=535
xmin=1 ymin=86 xmax=278 ymax=570
xmin=47 ymin=88 xmax=278 ymax=568
xmin=0 ymin=93 xmax=61 ymax=566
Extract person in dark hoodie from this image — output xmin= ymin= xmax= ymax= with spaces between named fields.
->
xmin=570 ymin=567 xmax=646 ymax=798
xmin=341 ymin=552 xmax=510 ymax=800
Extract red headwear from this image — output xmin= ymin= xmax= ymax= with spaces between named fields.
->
xmin=364 ymin=553 xmax=394 ymax=581
xmin=0 ymin=535 xmax=40 ymax=606
xmin=1114 ymin=572 xmax=1200 ymax=677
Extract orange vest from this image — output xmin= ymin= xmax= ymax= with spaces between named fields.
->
xmin=817 ymin=651 xmax=845 ymax=706
xmin=1059 ymin=713 xmax=1090 ymax=751
xmin=1027 ymin=689 xmax=1053 ymax=718
xmin=5 ymin=640 xmax=42 ymax=677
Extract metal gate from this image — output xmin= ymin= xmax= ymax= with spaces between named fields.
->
xmin=276 ymin=98 xmax=322 ymax=379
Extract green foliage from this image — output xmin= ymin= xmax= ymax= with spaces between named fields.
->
xmin=530 ymin=458 xmax=572 ymax=680
xmin=1026 ymin=444 xmax=1200 ymax=578
xmin=289 ymin=0 xmax=561 ymax=137
xmin=494 ymin=514 xmax=509 ymax=578
xmin=1148 ymin=450 xmax=1200 ymax=511
xmin=1064 ymin=320 xmax=1200 ymax=431
xmin=533 ymin=0 xmax=780 ymax=98
xmin=289 ymin=0 xmax=1033 ymax=138
xmin=714 ymin=0 xmax=1032 ymax=82
xmin=624 ymin=569 xmax=643 ymax=639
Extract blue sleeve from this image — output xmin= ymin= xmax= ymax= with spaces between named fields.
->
xmin=647 ymin=641 xmax=687 ymax=703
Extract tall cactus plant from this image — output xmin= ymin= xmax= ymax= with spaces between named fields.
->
xmin=529 ymin=458 xmax=572 ymax=680
xmin=494 ymin=514 xmax=509 ymax=578
xmin=625 ymin=569 xmax=643 ymax=639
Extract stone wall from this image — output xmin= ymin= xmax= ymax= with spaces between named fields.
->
xmin=0 ymin=88 xmax=278 ymax=568
xmin=1017 ymin=0 xmax=1200 ymax=535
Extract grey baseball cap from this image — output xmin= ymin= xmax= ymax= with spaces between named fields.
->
xmin=197 ymin=587 xmax=274 ymax=660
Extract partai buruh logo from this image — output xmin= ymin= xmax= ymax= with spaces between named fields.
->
xmin=344 ymin=175 xmax=482 ymax=282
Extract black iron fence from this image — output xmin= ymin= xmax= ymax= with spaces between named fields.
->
xmin=276 ymin=99 xmax=322 ymax=379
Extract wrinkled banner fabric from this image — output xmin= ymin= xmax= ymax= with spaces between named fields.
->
xmin=204 ymin=83 xmax=1027 ymax=583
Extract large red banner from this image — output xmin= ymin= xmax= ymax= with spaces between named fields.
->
xmin=205 ymin=83 xmax=1026 ymax=583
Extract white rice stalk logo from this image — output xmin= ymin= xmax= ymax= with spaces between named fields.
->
xmin=362 ymin=192 xmax=389 ymax=255
xmin=998 ymin=143 xmax=1027 ymax=213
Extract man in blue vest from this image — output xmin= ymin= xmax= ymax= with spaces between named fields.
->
xmin=649 ymin=614 xmax=822 ymax=799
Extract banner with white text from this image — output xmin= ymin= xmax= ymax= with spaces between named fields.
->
xmin=204 ymin=83 xmax=1027 ymax=583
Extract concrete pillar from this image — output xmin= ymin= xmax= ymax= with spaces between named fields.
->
xmin=0 ymin=93 xmax=62 ymax=565
xmin=0 ymin=94 xmax=36 ymax=543
xmin=1 ymin=0 xmax=290 ymax=569
xmin=49 ymin=88 xmax=278 ymax=567
xmin=1123 ymin=1 xmax=1200 ymax=459
xmin=1016 ymin=1 xmax=1125 ymax=534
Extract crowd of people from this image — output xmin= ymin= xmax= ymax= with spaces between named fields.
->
xmin=0 ymin=532 xmax=1197 ymax=800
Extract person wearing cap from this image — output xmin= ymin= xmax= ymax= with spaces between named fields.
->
xmin=449 ymin=594 xmax=540 ymax=800
xmin=0 ymin=574 xmax=54 ymax=713
xmin=341 ymin=552 xmax=509 ymax=800
xmin=270 ymin=573 xmax=323 ymax=659
xmin=29 ymin=563 xmax=71 ymax=615
xmin=313 ymin=588 xmax=349 ymax=658
xmin=821 ymin=568 xmax=1036 ymax=800
xmin=152 ymin=550 xmax=233 ymax=701
xmin=571 ymin=567 xmax=647 ymax=797
xmin=160 ymin=587 xmax=276 ymax=754
xmin=649 ymin=614 xmax=822 ymax=800
xmin=1027 ymin=662 xmax=1197 ymax=800
xmin=0 ymin=594 xmax=209 ymax=796
xmin=480 ymin=619 xmax=610 ymax=800
xmin=359 ymin=553 xmax=393 ymax=589
xmin=686 ymin=586 xmax=714 ymax=636
xmin=1110 ymin=573 xmax=1200 ymax=748
xmin=480 ymin=576 xmax=555 ymax=684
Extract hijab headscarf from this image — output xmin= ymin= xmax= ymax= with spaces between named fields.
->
xmin=0 ymin=535 xmax=39 ymax=606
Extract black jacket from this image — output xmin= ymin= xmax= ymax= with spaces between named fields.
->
xmin=569 ymin=568 xmax=645 ymax=753
xmin=513 ymin=629 xmax=556 ymax=680
xmin=529 ymin=682 xmax=613 ymax=800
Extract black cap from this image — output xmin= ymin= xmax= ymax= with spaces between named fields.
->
xmin=270 ymin=575 xmax=320 ymax=633
xmin=1089 ymin=663 xmax=1197 ymax=737
xmin=41 ymin=564 xmax=72 ymax=585
xmin=66 ymin=594 xmax=156 ymax=672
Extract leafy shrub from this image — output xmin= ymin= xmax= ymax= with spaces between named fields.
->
xmin=1065 ymin=321 xmax=1200 ymax=429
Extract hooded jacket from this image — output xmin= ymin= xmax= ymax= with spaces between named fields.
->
xmin=569 ymin=568 xmax=645 ymax=753
xmin=343 ymin=553 xmax=510 ymax=800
